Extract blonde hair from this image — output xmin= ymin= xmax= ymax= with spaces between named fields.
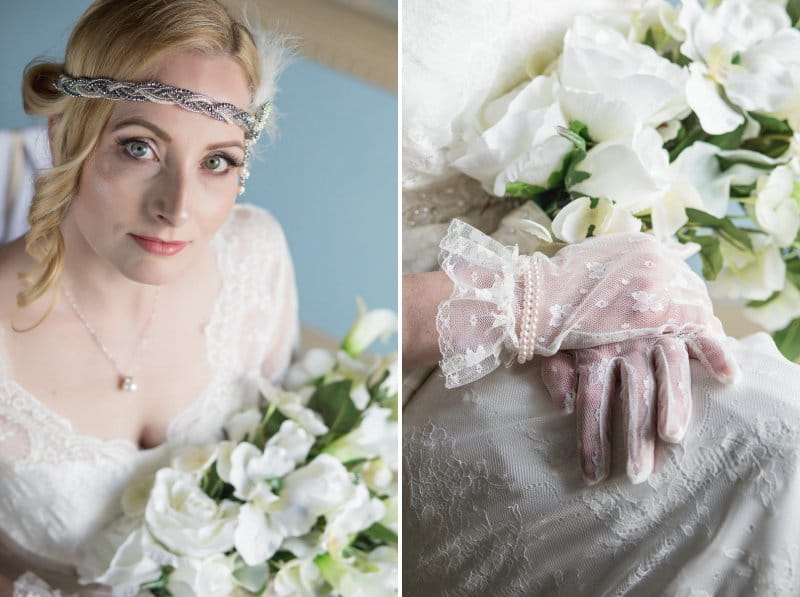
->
xmin=18 ymin=0 xmax=262 ymax=327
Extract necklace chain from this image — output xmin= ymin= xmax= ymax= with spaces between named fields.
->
xmin=62 ymin=284 xmax=159 ymax=392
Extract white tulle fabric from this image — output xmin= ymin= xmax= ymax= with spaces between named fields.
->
xmin=437 ymin=219 xmax=731 ymax=388
xmin=0 ymin=203 xmax=299 ymax=594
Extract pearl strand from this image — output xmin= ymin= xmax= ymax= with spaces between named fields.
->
xmin=517 ymin=255 xmax=540 ymax=364
xmin=518 ymin=258 xmax=533 ymax=363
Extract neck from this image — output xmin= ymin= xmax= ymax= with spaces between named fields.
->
xmin=58 ymin=210 xmax=160 ymax=321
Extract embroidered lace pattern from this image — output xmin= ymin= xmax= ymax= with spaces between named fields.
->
xmin=0 ymin=203 xmax=299 ymax=592
xmin=403 ymin=333 xmax=800 ymax=596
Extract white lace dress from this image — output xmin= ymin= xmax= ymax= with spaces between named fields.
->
xmin=403 ymin=1 xmax=800 ymax=594
xmin=0 ymin=203 xmax=299 ymax=595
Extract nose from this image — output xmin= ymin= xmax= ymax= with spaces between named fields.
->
xmin=148 ymin=166 xmax=191 ymax=226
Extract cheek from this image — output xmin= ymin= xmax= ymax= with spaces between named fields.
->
xmin=75 ymin=156 xmax=141 ymax=230
xmin=196 ymin=185 xmax=237 ymax=233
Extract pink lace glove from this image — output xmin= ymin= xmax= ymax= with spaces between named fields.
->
xmin=436 ymin=219 xmax=740 ymax=388
xmin=541 ymin=334 xmax=738 ymax=484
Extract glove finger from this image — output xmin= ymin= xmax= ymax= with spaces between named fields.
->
xmin=618 ymin=352 xmax=657 ymax=485
xmin=541 ymin=352 xmax=577 ymax=413
xmin=652 ymin=337 xmax=692 ymax=443
xmin=575 ymin=350 xmax=615 ymax=485
xmin=682 ymin=331 xmax=741 ymax=385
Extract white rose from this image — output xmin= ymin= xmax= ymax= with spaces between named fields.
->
xmin=85 ymin=527 xmax=166 ymax=597
xmin=168 ymin=554 xmax=238 ymax=597
xmin=267 ymin=419 xmax=315 ymax=466
xmin=259 ymin=380 xmax=328 ymax=436
xmin=744 ymin=282 xmax=800 ymax=332
xmin=341 ymin=297 xmax=398 ymax=357
xmin=709 ymin=235 xmax=786 ymax=301
xmin=752 ymin=166 xmax=800 ymax=248
xmin=324 ymin=406 xmax=398 ymax=470
xmin=224 ymin=409 xmax=262 ymax=443
xmin=285 ymin=348 xmax=336 ymax=391
xmin=264 ymin=559 xmax=324 ymax=597
xmin=171 ymin=444 xmax=219 ymax=476
xmin=450 ymin=74 xmax=573 ymax=197
xmin=360 ymin=458 xmax=394 ymax=493
xmin=228 ymin=442 xmax=290 ymax=502
xmin=323 ymin=484 xmax=385 ymax=554
xmin=571 ymin=127 xmax=671 ymax=213
xmin=678 ymin=0 xmax=791 ymax=133
xmin=234 ymin=503 xmax=286 ymax=567
xmin=559 ymin=15 xmax=689 ymax=133
xmin=551 ymin=196 xmax=642 ymax=243
xmin=649 ymin=141 xmax=733 ymax=242
xmin=337 ymin=546 xmax=398 ymax=597
xmin=144 ymin=468 xmax=239 ymax=558
xmin=271 ymin=454 xmax=355 ymax=537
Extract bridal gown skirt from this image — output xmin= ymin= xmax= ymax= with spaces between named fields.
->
xmin=403 ymin=332 xmax=800 ymax=596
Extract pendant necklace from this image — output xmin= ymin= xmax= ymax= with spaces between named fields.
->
xmin=62 ymin=284 xmax=159 ymax=392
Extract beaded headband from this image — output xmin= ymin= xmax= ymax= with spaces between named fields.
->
xmin=52 ymin=74 xmax=271 ymax=194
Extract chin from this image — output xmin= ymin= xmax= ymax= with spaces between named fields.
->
xmin=119 ymin=256 xmax=195 ymax=286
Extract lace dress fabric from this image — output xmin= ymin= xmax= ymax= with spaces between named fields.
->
xmin=403 ymin=332 xmax=800 ymax=596
xmin=0 ymin=203 xmax=299 ymax=593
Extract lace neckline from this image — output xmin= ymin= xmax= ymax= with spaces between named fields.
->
xmin=0 ymin=208 xmax=238 ymax=456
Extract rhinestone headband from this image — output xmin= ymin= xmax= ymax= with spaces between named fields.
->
xmin=52 ymin=74 xmax=271 ymax=194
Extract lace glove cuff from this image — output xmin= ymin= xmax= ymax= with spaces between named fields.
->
xmin=436 ymin=219 xmax=532 ymax=388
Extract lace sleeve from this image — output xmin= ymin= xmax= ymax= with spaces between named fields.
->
xmin=228 ymin=205 xmax=300 ymax=386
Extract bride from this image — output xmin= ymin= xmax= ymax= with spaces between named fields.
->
xmin=403 ymin=0 xmax=800 ymax=595
xmin=0 ymin=0 xmax=298 ymax=593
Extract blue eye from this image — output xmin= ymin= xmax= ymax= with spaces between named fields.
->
xmin=118 ymin=139 xmax=154 ymax=160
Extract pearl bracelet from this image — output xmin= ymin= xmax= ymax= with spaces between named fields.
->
xmin=517 ymin=255 xmax=540 ymax=364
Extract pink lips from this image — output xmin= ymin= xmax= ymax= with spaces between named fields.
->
xmin=130 ymin=234 xmax=189 ymax=256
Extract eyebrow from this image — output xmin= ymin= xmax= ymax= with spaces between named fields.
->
xmin=110 ymin=117 xmax=245 ymax=152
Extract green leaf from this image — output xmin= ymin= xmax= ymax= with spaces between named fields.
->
xmin=250 ymin=405 xmax=288 ymax=450
xmin=731 ymin=51 xmax=742 ymax=65
xmin=589 ymin=196 xmax=599 ymax=209
xmin=505 ymin=181 xmax=546 ymax=199
xmin=774 ymin=317 xmax=800 ymax=361
xmin=746 ymin=290 xmax=782 ymax=308
xmin=785 ymin=259 xmax=800 ymax=289
xmin=685 ymin=208 xmax=753 ymax=251
xmin=683 ymin=233 xmax=723 ymax=281
xmin=586 ymin=224 xmax=596 ymax=238
xmin=708 ymin=119 xmax=746 ymax=150
xmin=790 ymin=0 xmax=800 ymax=27
xmin=730 ymin=183 xmax=757 ymax=198
xmin=557 ymin=125 xmax=586 ymax=153
xmin=686 ymin=207 xmax=725 ymax=228
xmin=749 ymin=111 xmax=792 ymax=135
xmin=308 ymin=380 xmax=360 ymax=439
xmin=199 ymin=462 xmax=231 ymax=501
xmin=144 ymin=566 xmax=176 ymax=596
xmin=363 ymin=522 xmax=398 ymax=545
xmin=568 ymin=119 xmax=592 ymax=144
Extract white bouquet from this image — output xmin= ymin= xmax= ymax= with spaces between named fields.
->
xmin=77 ymin=300 xmax=398 ymax=597
xmin=449 ymin=0 xmax=800 ymax=359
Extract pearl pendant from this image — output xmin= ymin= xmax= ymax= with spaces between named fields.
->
xmin=119 ymin=375 xmax=138 ymax=392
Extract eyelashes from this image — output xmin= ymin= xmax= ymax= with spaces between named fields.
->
xmin=115 ymin=137 xmax=243 ymax=173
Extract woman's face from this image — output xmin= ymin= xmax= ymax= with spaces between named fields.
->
xmin=68 ymin=51 xmax=252 ymax=285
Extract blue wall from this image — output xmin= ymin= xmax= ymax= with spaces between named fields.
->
xmin=0 ymin=1 xmax=398 ymax=345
